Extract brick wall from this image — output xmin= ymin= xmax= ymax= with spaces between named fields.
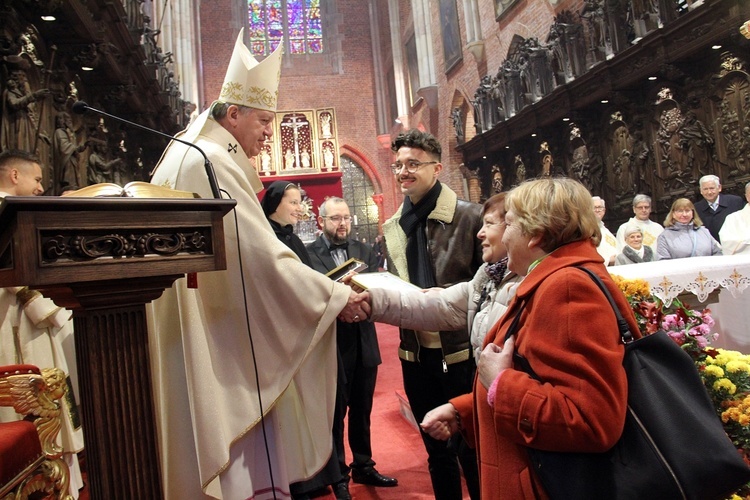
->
xmin=198 ymin=0 xmax=587 ymax=221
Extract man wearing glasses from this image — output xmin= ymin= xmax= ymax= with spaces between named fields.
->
xmin=382 ymin=129 xmax=482 ymax=500
xmin=306 ymin=197 xmax=396 ymax=499
xmin=615 ymin=194 xmax=664 ymax=251
xmin=592 ymin=196 xmax=618 ymax=266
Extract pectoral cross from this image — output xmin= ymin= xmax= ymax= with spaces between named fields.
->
xmin=281 ymin=115 xmax=309 ymax=169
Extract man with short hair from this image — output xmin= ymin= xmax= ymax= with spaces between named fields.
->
xmin=616 ymin=194 xmax=664 ymax=251
xmin=149 ymin=31 xmax=368 ymax=499
xmin=383 ymin=129 xmax=482 ymax=500
xmin=719 ymin=181 xmax=750 ymax=255
xmin=306 ymin=197 xmax=396 ymax=500
xmin=592 ymin=196 xmax=617 ymax=266
xmin=0 ymin=149 xmax=44 ymax=196
xmin=694 ymin=174 xmax=744 ymax=243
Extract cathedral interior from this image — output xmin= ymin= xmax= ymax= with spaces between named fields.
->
xmin=2 ymin=1 xmax=750 ymax=498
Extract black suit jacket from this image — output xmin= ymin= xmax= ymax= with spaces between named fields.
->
xmin=695 ymin=193 xmax=745 ymax=242
xmin=307 ymin=237 xmax=382 ymax=368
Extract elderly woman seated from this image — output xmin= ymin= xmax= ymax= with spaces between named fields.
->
xmin=615 ymin=223 xmax=655 ymax=265
xmin=656 ymin=198 xmax=721 ymax=260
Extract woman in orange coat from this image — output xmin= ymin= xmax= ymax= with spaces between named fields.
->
xmin=421 ymin=177 xmax=641 ymax=499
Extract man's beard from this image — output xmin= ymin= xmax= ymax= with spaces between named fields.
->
xmin=325 ymin=227 xmax=349 ymax=245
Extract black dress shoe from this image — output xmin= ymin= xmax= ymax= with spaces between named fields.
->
xmin=351 ymin=467 xmax=398 ymax=487
xmin=333 ymin=481 xmax=351 ymax=500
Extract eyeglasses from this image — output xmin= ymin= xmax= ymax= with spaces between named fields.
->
xmin=390 ymin=160 xmax=438 ymax=175
xmin=593 ymin=207 xmax=605 ymax=212
xmin=324 ymin=215 xmax=352 ymax=224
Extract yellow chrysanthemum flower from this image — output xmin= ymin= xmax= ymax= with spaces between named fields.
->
xmin=714 ymin=378 xmax=737 ymax=394
xmin=703 ymin=365 xmax=724 ymax=377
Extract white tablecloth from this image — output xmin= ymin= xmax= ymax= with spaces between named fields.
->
xmin=609 ymin=255 xmax=750 ymax=352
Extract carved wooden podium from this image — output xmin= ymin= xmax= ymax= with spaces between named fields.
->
xmin=0 ymin=196 xmax=235 ymax=499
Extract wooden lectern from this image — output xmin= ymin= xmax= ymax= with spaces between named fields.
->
xmin=0 ymin=196 xmax=235 ymax=499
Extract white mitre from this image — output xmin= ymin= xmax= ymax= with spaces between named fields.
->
xmin=218 ymin=28 xmax=283 ymax=112
xmin=168 ymin=29 xmax=283 ymax=146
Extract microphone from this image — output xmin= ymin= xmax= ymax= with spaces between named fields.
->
xmin=72 ymin=101 xmax=221 ymax=199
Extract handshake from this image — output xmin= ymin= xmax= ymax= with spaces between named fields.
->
xmin=338 ymin=289 xmax=372 ymax=323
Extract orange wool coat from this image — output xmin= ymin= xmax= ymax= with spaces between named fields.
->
xmin=451 ymin=239 xmax=641 ymax=499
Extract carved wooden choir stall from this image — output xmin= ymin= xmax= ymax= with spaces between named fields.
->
xmin=455 ymin=0 xmax=750 ymax=230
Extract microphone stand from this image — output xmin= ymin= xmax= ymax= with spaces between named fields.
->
xmin=72 ymin=101 xmax=221 ymax=199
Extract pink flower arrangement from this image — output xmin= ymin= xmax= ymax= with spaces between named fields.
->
xmin=661 ymin=304 xmax=718 ymax=357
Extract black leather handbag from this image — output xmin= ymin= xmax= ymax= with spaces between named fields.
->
xmin=504 ymin=266 xmax=750 ymax=500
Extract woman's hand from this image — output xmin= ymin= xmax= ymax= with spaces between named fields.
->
xmin=420 ymin=403 xmax=459 ymax=440
xmin=478 ymin=335 xmax=515 ymax=389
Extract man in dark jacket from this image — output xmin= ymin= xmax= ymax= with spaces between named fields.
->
xmin=695 ymin=174 xmax=745 ymax=243
xmin=382 ymin=129 xmax=483 ymax=500
xmin=307 ymin=197 xmax=397 ymax=500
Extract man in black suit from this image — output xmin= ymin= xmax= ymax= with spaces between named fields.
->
xmin=694 ymin=175 xmax=745 ymax=243
xmin=307 ymin=197 xmax=397 ymax=499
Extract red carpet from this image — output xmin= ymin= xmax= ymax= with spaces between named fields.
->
xmin=78 ymin=323 xmax=470 ymax=499
xmin=342 ymin=323 xmax=471 ymax=499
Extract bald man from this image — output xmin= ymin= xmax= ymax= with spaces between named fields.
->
xmin=0 ymin=149 xmax=44 ymax=196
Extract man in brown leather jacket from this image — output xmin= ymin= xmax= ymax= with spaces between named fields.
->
xmin=382 ymin=129 xmax=482 ymax=500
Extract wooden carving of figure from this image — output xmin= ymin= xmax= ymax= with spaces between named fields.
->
xmin=301 ymin=150 xmax=311 ymax=168
xmin=678 ymin=111 xmax=714 ymax=177
xmin=503 ymin=60 xmax=524 ymax=118
xmin=580 ymin=0 xmax=607 ymax=64
xmin=478 ymin=75 xmax=495 ymax=130
xmin=630 ymin=0 xmax=659 ymax=38
xmin=88 ymin=142 xmax=123 ymax=185
xmin=515 ymin=155 xmax=526 ymax=184
xmin=604 ymin=0 xmax=628 ymax=55
xmin=540 ymin=142 xmax=553 ymax=177
xmin=53 ymin=111 xmax=87 ymax=194
xmin=1 ymin=66 xmax=49 ymax=152
xmin=492 ymin=167 xmax=503 ymax=193
xmin=452 ymin=107 xmax=464 ymax=143
xmin=656 ymin=105 xmax=682 ymax=179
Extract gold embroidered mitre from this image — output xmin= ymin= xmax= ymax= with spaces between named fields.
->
xmin=219 ymin=28 xmax=283 ymax=112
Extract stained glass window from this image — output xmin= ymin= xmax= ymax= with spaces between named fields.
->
xmin=248 ymin=0 xmax=323 ymax=57
xmin=341 ymin=156 xmax=379 ymax=245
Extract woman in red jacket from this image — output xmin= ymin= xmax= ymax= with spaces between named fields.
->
xmin=421 ymin=178 xmax=640 ymax=499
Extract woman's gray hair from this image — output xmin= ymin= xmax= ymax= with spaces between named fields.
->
xmin=623 ymin=223 xmax=643 ymax=238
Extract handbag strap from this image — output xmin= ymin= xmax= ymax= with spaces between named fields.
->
xmin=501 ymin=266 xmax=635 ymax=380
xmin=574 ymin=266 xmax=634 ymax=344
xmin=503 ymin=301 xmax=543 ymax=381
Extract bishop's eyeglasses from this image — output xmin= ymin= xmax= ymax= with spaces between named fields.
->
xmin=390 ymin=160 xmax=438 ymax=175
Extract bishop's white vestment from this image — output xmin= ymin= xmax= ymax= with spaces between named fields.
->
xmin=148 ymin=111 xmax=351 ymax=499
xmin=719 ymin=203 xmax=750 ymax=255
